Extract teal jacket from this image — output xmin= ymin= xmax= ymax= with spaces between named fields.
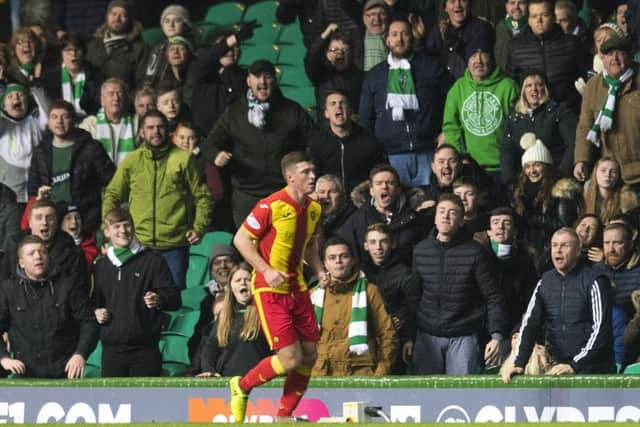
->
xmin=102 ymin=143 xmax=213 ymax=249
xmin=443 ymin=66 xmax=518 ymax=172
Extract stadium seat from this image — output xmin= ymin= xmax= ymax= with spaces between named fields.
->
xmin=160 ymin=334 xmax=191 ymax=365
xmin=624 ymin=362 xmax=640 ymax=374
xmin=239 ymin=43 xmax=280 ymax=67
xmin=166 ymin=308 xmax=201 ymax=337
xmin=204 ymin=2 xmax=245 ymax=26
xmin=277 ymin=64 xmax=312 ymax=89
xmin=276 ymin=42 xmax=307 ymax=66
xmin=142 ymin=27 xmax=164 ymax=47
xmin=162 ymin=361 xmax=189 ymax=377
xmin=277 ymin=21 xmax=303 ymax=45
xmin=282 ymin=85 xmax=316 ymax=110
xmin=85 ymin=341 xmax=102 ymax=378
xmin=181 ymin=286 xmax=207 ymax=311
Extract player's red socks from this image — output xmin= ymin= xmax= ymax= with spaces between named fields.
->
xmin=240 ymin=355 xmax=286 ymax=392
xmin=277 ymin=365 xmax=311 ymax=417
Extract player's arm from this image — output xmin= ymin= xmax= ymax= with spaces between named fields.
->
xmin=304 ymin=228 xmax=329 ymax=287
xmin=234 ymin=227 xmax=287 ymax=287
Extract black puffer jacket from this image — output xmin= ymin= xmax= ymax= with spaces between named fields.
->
xmin=412 ymin=228 xmax=508 ymax=338
xmin=92 ymin=249 xmax=181 ymax=352
xmin=501 ymin=100 xmax=578 ymax=184
xmin=191 ymin=40 xmax=247 ymax=135
xmin=28 ymin=128 xmax=116 ymax=233
xmin=362 ymin=255 xmax=421 ymax=341
xmin=308 ymin=123 xmax=386 ymax=193
xmin=0 ymin=184 xmax=20 ymax=253
xmin=41 ymin=61 xmax=103 ymax=117
xmin=0 ymin=267 xmax=98 ymax=378
xmin=425 ymin=16 xmax=495 ymax=79
xmin=593 ymin=259 xmax=640 ymax=317
xmin=304 ymin=35 xmax=364 ymax=122
xmin=507 ymin=25 xmax=587 ymax=109
xmin=514 ymin=263 xmax=614 ymax=373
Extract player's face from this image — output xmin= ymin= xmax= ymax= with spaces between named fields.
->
xmin=323 ymin=243 xmax=355 ymax=281
xmin=287 ymin=161 xmax=316 ymax=195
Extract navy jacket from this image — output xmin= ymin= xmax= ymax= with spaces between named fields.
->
xmin=514 ymin=263 xmax=615 ymax=373
xmin=358 ymin=53 xmax=452 ymax=155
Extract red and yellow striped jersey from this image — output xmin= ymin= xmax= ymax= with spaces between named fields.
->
xmin=242 ymin=187 xmax=322 ymax=294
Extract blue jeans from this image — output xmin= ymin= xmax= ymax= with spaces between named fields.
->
xmin=159 ymin=247 xmax=189 ymax=290
xmin=388 ymin=151 xmax=433 ymax=186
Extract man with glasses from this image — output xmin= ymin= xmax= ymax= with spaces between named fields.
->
xmin=202 ymin=60 xmax=315 ymax=227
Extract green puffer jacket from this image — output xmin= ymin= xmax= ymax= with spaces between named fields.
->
xmin=102 ymin=143 xmax=213 ymax=249
xmin=443 ymin=66 xmax=519 ymax=172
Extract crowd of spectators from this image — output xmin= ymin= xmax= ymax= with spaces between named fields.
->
xmin=0 ymin=0 xmax=639 ymax=379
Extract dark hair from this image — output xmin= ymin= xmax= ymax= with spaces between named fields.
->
xmin=322 ymin=235 xmax=354 ymax=260
xmin=489 ymin=206 xmax=516 ymax=220
xmin=58 ymin=33 xmax=86 ymax=55
xmin=323 ymin=88 xmax=351 ymax=109
xmin=528 ymin=0 xmax=553 ymax=13
xmin=48 ymin=99 xmax=76 ymax=121
xmin=141 ymin=109 xmax=169 ymax=128
xmin=609 ymin=212 xmax=639 ymax=231
xmin=433 ymin=143 xmax=460 ymax=160
xmin=328 ymin=31 xmax=353 ymax=48
xmin=369 ymin=163 xmax=400 ymax=183
xmin=281 ymin=151 xmax=313 ymax=177
xmin=437 ymin=193 xmax=465 ymax=214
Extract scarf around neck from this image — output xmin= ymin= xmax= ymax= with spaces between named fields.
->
xmin=505 ymin=15 xmax=527 ymax=36
xmin=106 ymin=237 xmax=144 ymax=267
xmin=311 ymin=270 xmax=369 ymax=355
xmin=587 ymin=67 xmax=634 ymax=147
xmin=246 ymin=89 xmax=270 ymax=129
xmin=386 ymin=54 xmax=419 ymax=121
xmin=61 ymin=65 xmax=87 ymax=116
xmin=95 ymin=108 xmax=135 ymax=164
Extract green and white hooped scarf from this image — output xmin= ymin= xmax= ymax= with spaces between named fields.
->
xmin=106 ymin=237 xmax=144 ymax=267
xmin=95 ymin=108 xmax=135 ymax=164
xmin=61 ymin=65 xmax=86 ymax=116
xmin=505 ymin=16 xmax=527 ymax=36
xmin=385 ymin=54 xmax=419 ymax=121
xmin=311 ymin=271 xmax=369 ymax=355
xmin=587 ymin=68 xmax=634 ymax=147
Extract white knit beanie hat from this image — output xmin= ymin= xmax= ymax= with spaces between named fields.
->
xmin=520 ymin=132 xmax=553 ymax=166
xmin=161 ymin=4 xmax=193 ymax=29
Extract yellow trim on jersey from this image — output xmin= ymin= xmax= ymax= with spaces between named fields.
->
xmin=253 ymin=292 xmax=274 ymax=349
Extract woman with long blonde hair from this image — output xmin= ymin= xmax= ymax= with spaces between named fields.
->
xmin=584 ymin=157 xmax=638 ymax=224
xmin=197 ymin=263 xmax=270 ymax=377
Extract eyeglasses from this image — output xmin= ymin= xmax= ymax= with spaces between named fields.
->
xmin=328 ymin=47 xmax=351 ymax=54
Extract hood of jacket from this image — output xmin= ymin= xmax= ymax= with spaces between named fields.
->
xmin=551 ymin=177 xmax=583 ymax=200
xmin=94 ymin=20 xmax=144 ymax=42
xmin=463 ymin=64 xmax=506 ymax=88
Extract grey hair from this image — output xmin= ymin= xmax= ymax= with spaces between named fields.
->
xmin=315 ymin=174 xmax=344 ymax=193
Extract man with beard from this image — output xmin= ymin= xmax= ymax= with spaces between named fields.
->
xmin=86 ymin=0 xmax=149 ymax=89
xmin=412 ymin=194 xmax=507 ymax=374
xmin=415 ymin=144 xmax=462 ymax=211
xmin=1 ymin=199 xmax=87 ymax=282
xmin=0 ymin=83 xmax=49 ymax=203
xmin=0 ymin=235 xmax=98 ymax=378
xmin=102 ymin=110 xmax=213 ymax=290
xmin=308 ymin=90 xmax=386 ymax=193
xmin=315 ymin=175 xmax=356 ymax=238
xmin=361 ymin=223 xmax=420 ymax=373
xmin=338 ymin=164 xmax=427 ymax=262
xmin=503 ymin=228 xmax=614 ymax=382
xmin=202 ymin=60 xmax=315 ymax=228
xmin=593 ymin=222 xmax=640 ymax=368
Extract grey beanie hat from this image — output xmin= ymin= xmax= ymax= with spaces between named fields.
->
xmin=160 ymin=4 xmax=194 ymax=29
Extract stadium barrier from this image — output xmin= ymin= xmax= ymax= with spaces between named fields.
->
xmin=1 ymin=376 xmax=639 ymax=423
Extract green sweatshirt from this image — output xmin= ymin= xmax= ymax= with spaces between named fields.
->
xmin=443 ymin=66 xmax=519 ymax=172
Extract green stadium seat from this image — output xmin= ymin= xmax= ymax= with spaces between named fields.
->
xmin=190 ymin=231 xmax=233 ymax=257
xmin=166 ymin=308 xmax=201 ymax=337
xmin=160 ymin=334 xmax=191 ymax=365
xmin=277 ymin=21 xmax=303 ymax=45
xmin=85 ymin=341 xmax=102 ymax=378
xmin=276 ymin=42 xmax=307 ymax=66
xmin=239 ymin=43 xmax=280 ymax=67
xmin=142 ymin=27 xmax=164 ymax=47
xmin=282 ymin=85 xmax=316 ymax=109
xmin=242 ymin=1 xmax=277 ymax=25
xmin=624 ymin=362 xmax=640 ymax=374
xmin=204 ymin=2 xmax=245 ymax=26
xmin=186 ymin=231 xmax=233 ymax=288
xmin=277 ymin=64 xmax=312 ymax=89
xmin=181 ymin=286 xmax=207 ymax=311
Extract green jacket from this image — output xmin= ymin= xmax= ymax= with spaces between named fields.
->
xmin=443 ymin=66 xmax=518 ymax=172
xmin=102 ymin=143 xmax=213 ymax=250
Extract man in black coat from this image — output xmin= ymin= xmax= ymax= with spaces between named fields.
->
xmin=506 ymin=0 xmax=588 ymax=110
xmin=411 ymin=193 xmax=508 ymax=374
xmin=315 ymin=175 xmax=357 ymax=238
xmin=1 ymin=199 xmax=87 ymax=282
xmin=361 ymin=222 xmax=421 ymax=373
xmin=0 ymin=235 xmax=98 ymax=378
xmin=503 ymin=228 xmax=615 ymax=383
xmin=308 ymin=89 xmax=386 ymax=193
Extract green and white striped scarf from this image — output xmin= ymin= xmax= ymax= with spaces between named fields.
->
xmin=106 ymin=237 xmax=144 ymax=267
xmin=61 ymin=65 xmax=86 ymax=116
xmin=311 ymin=271 xmax=369 ymax=355
xmin=95 ymin=108 xmax=135 ymax=164
xmin=587 ymin=68 xmax=634 ymax=147
xmin=385 ymin=53 xmax=419 ymax=121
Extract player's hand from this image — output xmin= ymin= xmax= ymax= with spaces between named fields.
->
xmin=65 ymin=354 xmax=85 ymax=379
xmin=546 ymin=363 xmax=575 ymax=376
xmin=264 ymin=267 xmax=288 ymax=287
xmin=144 ymin=291 xmax=160 ymax=309
xmin=94 ymin=308 xmax=110 ymax=324
xmin=214 ymin=151 xmax=232 ymax=167
xmin=1 ymin=357 xmax=26 ymax=375
xmin=501 ymin=365 xmax=524 ymax=383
